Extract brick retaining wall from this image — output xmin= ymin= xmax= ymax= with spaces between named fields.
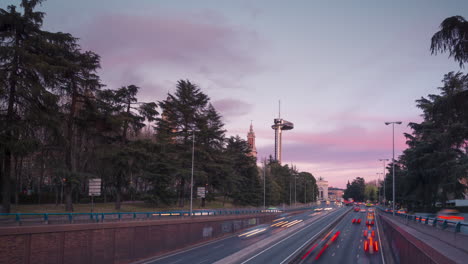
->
xmin=0 ymin=214 xmax=278 ymax=264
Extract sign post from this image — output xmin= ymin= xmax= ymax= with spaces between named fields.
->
xmin=88 ymin=179 xmax=102 ymax=213
xmin=197 ymin=187 xmax=206 ymax=207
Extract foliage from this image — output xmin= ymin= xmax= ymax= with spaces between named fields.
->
xmin=390 ymin=72 xmax=468 ymax=211
xmin=343 ymin=177 xmax=366 ymax=202
xmin=0 ymin=1 xmax=320 ymax=213
xmin=431 ymin=16 xmax=468 ymax=68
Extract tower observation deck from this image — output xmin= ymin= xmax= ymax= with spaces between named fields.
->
xmin=271 ymin=114 xmax=294 ymax=164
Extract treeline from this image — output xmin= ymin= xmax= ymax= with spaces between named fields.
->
xmin=381 ymin=16 xmax=468 ymax=212
xmin=0 ymin=1 xmax=318 ymax=213
xmin=343 ymin=177 xmax=377 ymax=202
xmin=262 ymin=161 xmax=319 ymax=206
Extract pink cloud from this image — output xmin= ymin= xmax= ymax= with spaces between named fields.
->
xmin=254 ymin=122 xmax=417 ymax=188
xmin=78 ymin=13 xmax=262 ymax=92
xmin=212 ymin=99 xmax=253 ymax=118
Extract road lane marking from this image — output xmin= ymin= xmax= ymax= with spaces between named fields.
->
xmin=278 ymin=209 xmax=349 ymax=264
xmin=332 ymin=252 xmax=335 ymax=257
xmin=357 ymin=254 xmax=359 ymax=258
xmin=240 ymin=208 xmax=348 ymax=264
xmin=375 ymin=211 xmax=386 ymax=264
xmin=213 ymin=244 xmax=224 ymax=249
xmin=168 ymin=259 xmax=183 ymax=264
xmin=141 ymin=234 xmax=236 ymax=264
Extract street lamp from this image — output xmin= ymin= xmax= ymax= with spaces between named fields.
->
xmin=376 ymin=173 xmax=383 ymax=203
xmin=294 ymin=173 xmax=297 ymax=206
xmin=188 ymin=129 xmax=198 ymax=217
xmin=263 ymin=158 xmax=267 ymax=209
xmin=378 ymin=158 xmax=389 ymax=204
xmin=385 ymin=121 xmax=402 ymax=216
xmin=304 ymin=174 xmax=307 ymax=205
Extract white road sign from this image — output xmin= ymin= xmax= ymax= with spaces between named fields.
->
xmin=89 ymin=179 xmax=102 ymax=196
xmin=197 ymin=187 xmax=206 ymax=198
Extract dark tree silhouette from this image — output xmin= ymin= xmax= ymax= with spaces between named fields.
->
xmin=431 ymin=16 xmax=468 ymax=68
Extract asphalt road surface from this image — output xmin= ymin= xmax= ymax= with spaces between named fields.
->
xmin=297 ymin=208 xmax=385 ymax=264
xmin=141 ymin=205 xmax=347 ymax=264
xmin=237 ymin=207 xmax=349 ymax=264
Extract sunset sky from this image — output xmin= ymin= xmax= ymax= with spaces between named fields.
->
xmin=16 ymin=0 xmax=467 ymax=188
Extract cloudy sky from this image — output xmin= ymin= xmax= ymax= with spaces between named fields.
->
xmin=12 ymin=0 xmax=466 ymax=188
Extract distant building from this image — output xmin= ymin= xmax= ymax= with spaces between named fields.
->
xmin=317 ymin=177 xmax=328 ymax=201
xmin=247 ymin=122 xmax=257 ymax=158
xmin=328 ymin=187 xmax=344 ymax=201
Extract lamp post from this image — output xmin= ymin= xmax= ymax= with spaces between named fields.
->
xmin=376 ymin=173 xmax=383 ymax=203
xmin=263 ymin=158 xmax=266 ymax=209
xmin=378 ymin=158 xmax=389 ymax=205
xmin=385 ymin=121 xmax=402 ymax=216
xmin=189 ymin=129 xmax=197 ymax=217
xmin=304 ymin=175 xmax=307 ymax=205
xmin=294 ymin=173 xmax=297 ymax=206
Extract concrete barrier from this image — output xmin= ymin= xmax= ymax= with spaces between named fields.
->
xmin=0 ymin=213 xmax=278 ymax=264
xmin=379 ymin=213 xmax=468 ymax=264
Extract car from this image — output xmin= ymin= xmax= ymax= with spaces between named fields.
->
xmin=366 ymin=213 xmax=375 ymax=225
xmin=363 ymin=228 xmax=378 ymax=254
xmin=360 ymin=209 xmax=366 ymax=213
xmin=437 ymin=209 xmax=465 ymax=221
xmin=396 ymin=209 xmax=407 ymax=214
xmin=354 ymin=207 xmax=360 ymax=212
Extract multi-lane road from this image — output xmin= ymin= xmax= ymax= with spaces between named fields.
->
xmin=140 ymin=205 xmax=385 ymax=264
xmin=294 ymin=207 xmax=385 ymax=264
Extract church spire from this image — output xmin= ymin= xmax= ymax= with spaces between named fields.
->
xmin=247 ymin=121 xmax=257 ymax=158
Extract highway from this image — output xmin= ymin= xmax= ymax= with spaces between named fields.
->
xmin=140 ymin=205 xmax=385 ymax=264
xmin=295 ymin=207 xmax=384 ymax=264
xmin=141 ymin=205 xmax=347 ymax=264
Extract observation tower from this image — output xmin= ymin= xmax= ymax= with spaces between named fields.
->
xmin=271 ymin=102 xmax=294 ymax=164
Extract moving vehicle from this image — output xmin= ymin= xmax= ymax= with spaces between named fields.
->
xmin=396 ymin=209 xmax=407 ymax=214
xmin=437 ymin=209 xmax=465 ymax=221
xmin=366 ymin=212 xmax=375 ymax=226
xmin=363 ymin=228 xmax=378 ymax=254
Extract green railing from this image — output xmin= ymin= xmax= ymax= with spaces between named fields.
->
xmin=378 ymin=207 xmax=468 ymax=233
xmin=0 ymin=205 xmax=310 ymax=225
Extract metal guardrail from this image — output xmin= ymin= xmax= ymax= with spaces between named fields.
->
xmin=377 ymin=207 xmax=468 ymax=233
xmin=0 ymin=206 xmax=306 ymax=226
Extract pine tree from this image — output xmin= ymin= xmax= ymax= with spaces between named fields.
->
xmin=0 ymin=0 xmax=77 ymax=212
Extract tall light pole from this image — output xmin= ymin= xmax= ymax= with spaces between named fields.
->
xmin=263 ymin=158 xmax=266 ymax=209
xmin=289 ymin=176 xmax=292 ymax=206
xmin=189 ymin=129 xmax=196 ymax=217
xmin=385 ymin=121 xmax=402 ymax=216
xmin=376 ymin=173 xmax=383 ymax=203
xmin=378 ymin=158 xmax=389 ymax=205
xmin=304 ymin=175 xmax=307 ymax=204
xmin=294 ymin=173 xmax=297 ymax=206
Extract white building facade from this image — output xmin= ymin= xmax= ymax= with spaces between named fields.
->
xmin=317 ymin=178 xmax=329 ymax=201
